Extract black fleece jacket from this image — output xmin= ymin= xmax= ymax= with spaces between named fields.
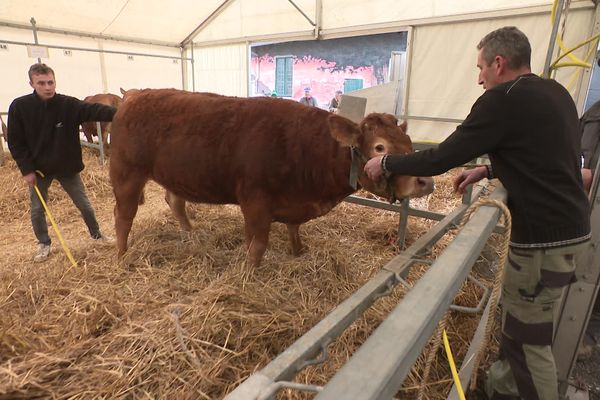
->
xmin=7 ymin=91 xmax=116 ymax=176
xmin=385 ymin=74 xmax=590 ymax=248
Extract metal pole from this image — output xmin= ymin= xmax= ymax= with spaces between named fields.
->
xmin=543 ymin=0 xmax=566 ymax=78
xmin=191 ymin=42 xmax=196 ymax=92
xmin=30 ymin=17 xmax=41 ymax=63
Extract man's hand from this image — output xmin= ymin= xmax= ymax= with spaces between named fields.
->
xmin=23 ymin=172 xmax=37 ymax=187
xmin=582 ymin=168 xmax=593 ymax=192
xmin=453 ymin=166 xmax=488 ymax=194
xmin=364 ymin=155 xmax=384 ymax=180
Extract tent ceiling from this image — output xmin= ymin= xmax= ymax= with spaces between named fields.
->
xmin=0 ymin=0 xmax=309 ymax=46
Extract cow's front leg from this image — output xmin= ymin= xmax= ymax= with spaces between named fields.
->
xmin=240 ymin=199 xmax=272 ymax=268
xmin=111 ymin=174 xmax=146 ymax=257
xmin=286 ymin=223 xmax=304 ymax=256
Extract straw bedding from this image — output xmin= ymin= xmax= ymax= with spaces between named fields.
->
xmin=0 ymin=149 xmax=501 ymax=399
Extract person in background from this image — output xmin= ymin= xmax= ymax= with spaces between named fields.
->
xmin=364 ymin=26 xmax=590 ymax=400
xmin=299 ymin=87 xmax=318 ymax=107
xmin=7 ymin=63 xmax=117 ymax=263
xmin=329 ymin=90 xmax=343 ymax=113
xmin=578 ymin=79 xmax=600 ymax=359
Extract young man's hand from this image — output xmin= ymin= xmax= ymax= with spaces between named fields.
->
xmin=23 ymin=172 xmax=37 ymax=187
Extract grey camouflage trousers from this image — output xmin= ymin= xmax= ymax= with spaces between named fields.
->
xmin=486 ymin=241 xmax=588 ymax=400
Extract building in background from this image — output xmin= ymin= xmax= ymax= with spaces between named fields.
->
xmin=250 ymin=32 xmax=407 ymax=108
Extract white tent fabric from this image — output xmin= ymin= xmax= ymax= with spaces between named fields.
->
xmin=406 ymin=6 xmax=596 ymax=141
xmin=0 ymin=0 xmax=598 ymax=142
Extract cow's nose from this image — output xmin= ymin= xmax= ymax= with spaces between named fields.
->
xmin=417 ymin=177 xmax=435 ymax=194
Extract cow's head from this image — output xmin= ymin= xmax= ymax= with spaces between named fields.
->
xmin=120 ymin=87 xmax=141 ymax=102
xmin=328 ymin=113 xmax=434 ymax=199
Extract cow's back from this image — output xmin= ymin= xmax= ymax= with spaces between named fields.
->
xmin=111 ymin=89 xmax=352 ymax=217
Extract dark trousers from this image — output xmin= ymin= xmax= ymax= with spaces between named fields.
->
xmin=29 ymin=173 xmax=100 ymax=245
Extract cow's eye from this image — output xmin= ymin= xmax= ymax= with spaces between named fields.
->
xmin=375 ymin=144 xmax=385 ymax=153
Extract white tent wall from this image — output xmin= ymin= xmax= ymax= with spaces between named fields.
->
xmin=406 ymin=6 xmax=597 ymax=142
xmin=1 ymin=0 xmax=598 ymax=142
xmin=0 ymin=28 xmax=183 ymax=116
xmin=192 ymin=44 xmax=248 ymax=96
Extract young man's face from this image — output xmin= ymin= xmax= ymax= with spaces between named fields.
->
xmin=30 ymin=72 xmax=56 ymax=101
xmin=477 ymin=49 xmax=501 ymax=90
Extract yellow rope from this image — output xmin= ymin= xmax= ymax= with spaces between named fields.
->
xmin=34 ymin=171 xmax=77 ymax=267
xmin=443 ymin=328 xmax=466 ymax=400
xmin=459 ymin=198 xmax=511 ymax=391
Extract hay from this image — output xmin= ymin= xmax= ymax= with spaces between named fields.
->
xmin=0 ymin=149 xmax=501 ymax=399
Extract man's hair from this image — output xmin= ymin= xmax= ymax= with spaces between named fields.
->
xmin=28 ymin=63 xmax=55 ymax=81
xmin=477 ymin=26 xmax=531 ymax=70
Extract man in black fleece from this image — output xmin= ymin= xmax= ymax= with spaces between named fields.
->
xmin=365 ymin=27 xmax=590 ymax=400
xmin=7 ymin=63 xmax=117 ymax=263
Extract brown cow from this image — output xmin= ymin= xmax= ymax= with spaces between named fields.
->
xmin=110 ymin=89 xmax=434 ymax=267
xmin=81 ymin=93 xmax=123 ymax=148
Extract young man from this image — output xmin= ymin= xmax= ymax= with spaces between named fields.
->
xmin=298 ymin=87 xmax=318 ymax=107
xmin=7 ymin=63 xmax=117 ymax=262
xmin=365 ymin=27 xmax=590 ymax=400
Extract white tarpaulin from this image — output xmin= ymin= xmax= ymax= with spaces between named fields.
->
xmin=1 ymin=0 xmax=598 ymax=142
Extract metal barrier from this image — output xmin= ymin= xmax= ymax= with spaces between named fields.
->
xmin=225 ymin=185 xmax=506 ymax=400
xmin=79 ymin=121 xmax=106 ymax=163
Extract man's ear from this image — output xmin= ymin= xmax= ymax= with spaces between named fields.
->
xmin=29 ymin=81 xmax=34 ymax=89
xmin=328 ymin=114 xmax=361 ymax=146
xmin=495 ymin=55 xmax=507 ymax=75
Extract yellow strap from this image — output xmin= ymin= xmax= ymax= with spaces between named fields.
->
xmin=443 ymin=329 xmax=466 ymax=400
xmin=34 ymin=170 xmax=77 ymax=267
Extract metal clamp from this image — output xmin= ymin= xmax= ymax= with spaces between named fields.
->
xmin=257 ymin=381 xmax=323 ymax=400
xmin=295 ymin=338 xmax=332 ymax=371
xmin=449 ymin=274 xmax=490 ymax=314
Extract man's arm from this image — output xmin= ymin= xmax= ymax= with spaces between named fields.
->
xmin=75 ymin=99 xmax=117 ymax=124
xmin=365 ymin=90 xmax=508 ymax=179
xmin=7 ymin=102 xmax=36 ymax=177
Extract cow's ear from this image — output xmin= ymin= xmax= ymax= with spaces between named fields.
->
xmin=120 ymin=87 xmax=126 ymax=95
xmin=399 ymin=120 xmax=407 ymax=134
xmin=328 ymin=114 xmax=361 ymax=146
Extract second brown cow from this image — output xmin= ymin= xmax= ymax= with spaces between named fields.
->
xmin=109 ymin=89 xmax=434 ymax=267
xmin=81 ymin=93 xmax=123 ymax=148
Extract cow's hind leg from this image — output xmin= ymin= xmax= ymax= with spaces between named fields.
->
xmin=239 ymin=199 xmax=272 ymax=268
xmin=286 ymin=223 xmax=304 ymax=256
xmin=101 ymin=126 xmax=110 ymax=154
xmin=112 ymin=176 xmax=146 ymax=257
xmin=165 ymin=190 xmax=192 ymax=231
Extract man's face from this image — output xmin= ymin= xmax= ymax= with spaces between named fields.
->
xmin=477 ymin=49 xmax=501 ymax=90
xmin=30 ymin=73 xmax=56 ymax=101
xmin=304 ymin=91 xmax=311 ymax=98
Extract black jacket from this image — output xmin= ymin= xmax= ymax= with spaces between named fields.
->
xmin=7 ymin=91 xmax=116 ymax=176
xmin=385 ymin=74 xmax=590 ymax=248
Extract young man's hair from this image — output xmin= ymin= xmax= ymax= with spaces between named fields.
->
xmin=477 ymin=26 xmax=531 ymax=70
xmin=28 ymin=63 xmax=55 ymax=81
